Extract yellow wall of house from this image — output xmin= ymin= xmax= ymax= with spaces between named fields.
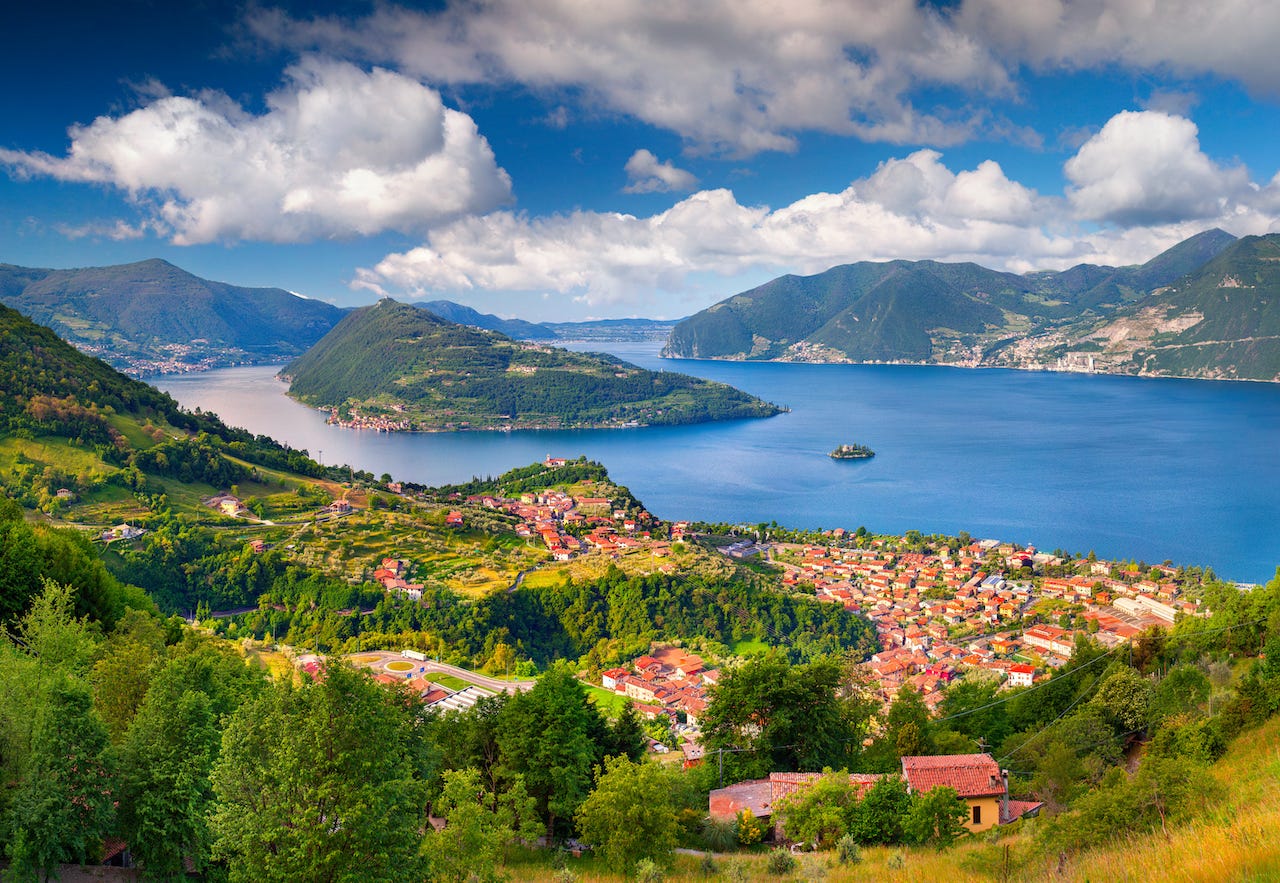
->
xmin=965 ymin=796 xmax=1000 ymax=832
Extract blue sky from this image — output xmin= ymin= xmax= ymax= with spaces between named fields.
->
xmin=5 ymin=1 xmax=1280 ymax=321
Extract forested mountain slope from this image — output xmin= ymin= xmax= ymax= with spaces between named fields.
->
xmin=663 ymin=229 xmax=1246 ymax=377
xmin=0 ymin=258 xmax=345 ymax=373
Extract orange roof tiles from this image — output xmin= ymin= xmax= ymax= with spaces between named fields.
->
xmin=901 ymin=753 xmax=1004 ymax=799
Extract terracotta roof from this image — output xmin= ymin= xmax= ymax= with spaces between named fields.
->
xmin=901 ymin=753 xmax=1004 ymax=798
xmin=709 ymin=779 xmax=773 ymax=819
xmin=768 ymin=771 xmax=884 ymax=804
xmin=1001 ymin=799 xmax=1044 ymax=824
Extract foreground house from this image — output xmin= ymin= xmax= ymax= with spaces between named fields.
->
xmin=709 ymin=772 xmax=884 ymax=831
xmin=709 ymin=753 xmax=1041 ymax=838
xmin=901 ymin=753 xmax=1041 ymax=831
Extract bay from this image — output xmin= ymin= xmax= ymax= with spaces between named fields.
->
xmin=156 ymin=343 xmax=1280 ymax=583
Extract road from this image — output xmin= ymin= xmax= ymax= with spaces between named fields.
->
xmin=412 ymin=659 xmax=537 ymax=694
xmin=350 ymin=650 xmax=537 ymax=694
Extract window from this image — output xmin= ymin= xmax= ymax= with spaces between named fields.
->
xmin=972 ymin=804 xmax=982 ymax=826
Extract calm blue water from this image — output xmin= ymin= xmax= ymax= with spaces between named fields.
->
xmin=157 ymin=344 xmax=1280 ymax=583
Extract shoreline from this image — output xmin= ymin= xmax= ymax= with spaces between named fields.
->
xmin=658 ymin=351 xmax=1280 ymax=385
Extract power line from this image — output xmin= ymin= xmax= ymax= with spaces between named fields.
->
xmin=998 ymin=666 xmax=1113 ymax=764
xmin=934 ymin=645 xmax=1122 ymax=725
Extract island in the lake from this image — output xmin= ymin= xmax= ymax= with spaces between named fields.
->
xmin=282 ymin=298 xmax=783 ymax=431
xmin=830 ymin=443 xmax=875 ymax=459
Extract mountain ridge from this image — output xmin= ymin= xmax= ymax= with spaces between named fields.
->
xmin=662 ymin=229 xmax=1259 ymax=377
xmin=0 ymin=258 xmax=346 ymax=374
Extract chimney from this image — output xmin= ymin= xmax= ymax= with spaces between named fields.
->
xmin=1001 ymin=769 xmax=1010 ymax=824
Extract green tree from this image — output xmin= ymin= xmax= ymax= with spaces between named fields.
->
xmin=774 ymin=770 xmax=856 ymax=848
xmin=117 ymin=688 xmax=220 ymax=877
xmin=937 ymin=679 xmax=1012 ymax=749
xmin=7 ymin=681 xmax=115 ymax=882
xmin=1090 ymin=667 xmax=1153 ymax=735
xmin=575 ymin=755 xmax=680 ymax=872
xmin=0 ymin=641 xmax=42 ymax=798
xmin=91 ymin=637 xmax=158 ymax=743
xmin=496 ymin=663 xmax=604 ymax=839
xmin=607 ymin=701 xmax=649 ymax=762
xmin=904 ymin=786 xmax=968 ymax=849
xmin=423 ymin=768 xmax=540 ymax=883
xmin=701 ymin=653 xmax=872 ymax=779
xmin=434 ymin=693 xmax=509 ymax=796
xmin=210 ymin=663 xmax=429 ymax=882
xmin=14 ymin=578 xmax=100 ymax=677
xmin=846 ymin=776 xmax=911 ymax=845
xmin=865 ymin=686 xmax=935 ymax=771
xmin=1130 ymin=626 xmax=1167 ymax=673
xmin=1148 ymin=664 xmax=1210 ymax=724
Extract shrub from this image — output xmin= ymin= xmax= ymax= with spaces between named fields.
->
xmin=635 ymin=858 xmax=664 ymax=883
xmin=767 ymin=848 xmax=797 ymax=876
xmin=836 ymin=834 xmax=862 ymax=864
xmin=736 ymin=808 xmax=764 ymax=845
xmin=701 ymin=816 xmax=738 ymax=852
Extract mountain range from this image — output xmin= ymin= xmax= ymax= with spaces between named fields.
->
xmin=0 ymin=258 xmax=681 ymax=374
xmin=662 ymin=228 xmax=1280 ymax=381
xmin=5 ymin=228 xmax=1278 ymax=383
xmin=0 ymin=258 xmax=345 ymax=374
xmin=282 ymin=299 xmax=781 ymax=430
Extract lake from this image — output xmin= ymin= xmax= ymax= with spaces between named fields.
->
xmin=157 ymin=344 xmax=1280 ymax=583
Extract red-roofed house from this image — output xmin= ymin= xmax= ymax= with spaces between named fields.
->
xmin=901 ymin=753 xmax=1005 ymax=832
xmin=709 ymin=779 xmax=773 ymax=821
xmin=1007 ymin=663 xmax=1035 ymax=688
xmin=709 ymin=772 xmax=885 ymax=831
xmin=1023 ymin=624 xmax=1075 ymax=657
xmin=601 ymin=667 xmax=630 ymax=691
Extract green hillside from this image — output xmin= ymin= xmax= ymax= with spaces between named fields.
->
xmin=283 ymin=299 xmax=782 ymax=429
xmin=0 ymin=301 xmax=329 ymax=522
xmin=1120 ymin=234 xmax=1280 ymax=380
xmin=0 ymin=258 xmax=345 ymax=374
xmin=664 ymin=258 xmax=1044 ymax=362
xmin=663 ymin=229 xmax=1241 ymax=373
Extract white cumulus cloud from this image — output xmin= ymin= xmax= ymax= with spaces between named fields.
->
xmin=1064 ymin=111 xmax=1250 ymax=225
xmin=957 ymin=0 xmax=1280 ymax=97
xmin=0 ymin=58 xmax=512 ymax=244
xmin=354 ymin=112 xmax=1280 ymax=309
xmin=623 ymin=150 xmax=698 ymax=193
xmin=249 ymin=1 xmax=1280 ymax=156
xmin=251 ymin=0 xmax=1012 ymax=155
xmin=355 ymin=149 xmax=1066 ymax=305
